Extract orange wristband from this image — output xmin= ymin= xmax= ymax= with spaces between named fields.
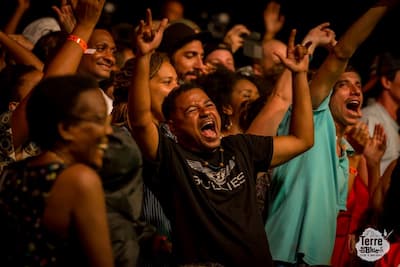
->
xmin=67 ymin=35 xmax=88 ymax=52
xmin=349 ymin=167 xmax=358 ymax=176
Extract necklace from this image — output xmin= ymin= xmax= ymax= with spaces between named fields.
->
xmin=201 ymin=147 xmax=225 ymax=170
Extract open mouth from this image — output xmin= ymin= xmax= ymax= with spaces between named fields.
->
xmin=97 ymin=143 xmax=108 ymax=152
xmin=346 ymin=100 xmax=361 ymax=112
xmin=200 ymin=120 xmax=217 ymax=139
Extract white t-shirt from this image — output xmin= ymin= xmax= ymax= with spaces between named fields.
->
xmin=99 ymin=88 xmax=113 ymax=115
xmin=361 ymin=100 xmax=400 ymax=175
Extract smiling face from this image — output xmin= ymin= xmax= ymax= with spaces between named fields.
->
xmin=78 ymin=29 xmax=117 ymax=82
xmin=168 ymin=88 xmax=221 ymax=152
xmin=66 ymin=89 xmax=113 ymax=168
xmin=329 ymin=71 xmax=363 ymax=129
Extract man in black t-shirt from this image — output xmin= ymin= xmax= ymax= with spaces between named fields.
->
xmin=128 ymin=9 xmax=314 ymax=267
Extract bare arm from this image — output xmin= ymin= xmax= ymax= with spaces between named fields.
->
xmin=223 ymin=24 xmax=251 ymax=53
xmin=43 ymin=0 xmax=104 ymax=77
xmin=345 ymin=121 xmax=370 ymax=191
xmin=270 ymin=29 xmax=314 ymax=167
xmin=246 ymin=22 xmax=335 ymax=136
xmin=44 ymin=165 xmax=114 ymax=267
xmin=370 ymin=158 xmax=397 ymax=216
xmin=128 ymin=9 xmax=168 ymax=160
xmin=2 ymin=0 xmax=30 ymax=34
xmin=310 ymin=0 xmax=396 ymax=108
xmin=262 ymin=0 xmax=285 ymax=42
xmin=362 ymin=123 xmax=387 ymax=195
xmin=246 ymin=69 xmax=291 ymax=135
xmin=0 ymin=31 xmax=43 ymax=70
xmin=9 ymin=0 xmax=104 ymax=152
xmin=52 ymin=0 xmax=77 ymax=34
xmin=0 ymin=31 xmax=43 ymax=150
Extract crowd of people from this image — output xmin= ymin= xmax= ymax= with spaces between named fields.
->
xmin=0 ymin=0 xmax=399 ymax=266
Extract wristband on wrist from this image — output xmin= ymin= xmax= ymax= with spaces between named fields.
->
xmin=349 ymin=166 xmax=358 ymax=176
xmin=67 ymin=35 xmax=88 ymax=52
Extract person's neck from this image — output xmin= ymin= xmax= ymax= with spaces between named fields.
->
xmin=46 ymin=147 xmax=73 ymax=166
xmin=222 ymin=118 xmax=243 ymax=136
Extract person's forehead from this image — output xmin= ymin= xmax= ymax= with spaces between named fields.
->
xmin=88 ymin=30 xmax=116 ymax=46
xmin=176 ymin=88 xmax=207 ymax=105
xmin=176 ymin=40 xmax=204 ymax=53
xmin=207 ymin=49 xmax=232 ymax=59
xmin=340 ymin=71 xmax=361 ymax=81
xmin=76 ymin=90 xmax=107 ymax=114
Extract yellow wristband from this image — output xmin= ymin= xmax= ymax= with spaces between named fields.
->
xmin=67 ymin=35 xmax=88 ymax=52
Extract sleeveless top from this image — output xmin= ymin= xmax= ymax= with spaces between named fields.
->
xmin=0 ymin=158 xmax=88 ymax=267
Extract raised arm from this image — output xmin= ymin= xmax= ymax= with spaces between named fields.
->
xmin=269 ymin=29 xmax=314 ymax=167
xmin=43 ymin=0 xmax=104 ymax=77
xmin=310 ymin=0 xmax=398 ymax=108
xmin=223 ymin=24 xmax=251 ymax=53
xmin=0 ymin=31 xmax=44 ymax=70
xmin=362 ymin=123 xmax=387 ymax=195
xmin=0 ymin=31 xmax=44 ymax=151
xmin=52 ymin=0 xmax=77 ymax=34
xmin=127 ymin=9 xmax=168 ymax=160
xmin=262 ymin=0 xmax=285 ymax=42
xmin=2 ymin=0 xmax=30 ymax=34
xmin=246 ymin=22 xmax=335 ymax=136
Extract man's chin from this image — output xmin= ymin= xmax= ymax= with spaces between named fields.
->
xmin=201 ymin=138 xmax=221 ymax=151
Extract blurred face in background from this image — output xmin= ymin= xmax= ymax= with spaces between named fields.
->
xmin=171 ymin=40 xmax=206 ymax=82
xmin=205 ymin=49 xmax=235 ymax=71
xmin=162 ymin=0 xmax=184 ymax=22
xmin=149 ymin=60 xmax=179 ymax=122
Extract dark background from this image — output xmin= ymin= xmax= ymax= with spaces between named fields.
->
xmin=1 ymin=0 xmax=399 ymax=80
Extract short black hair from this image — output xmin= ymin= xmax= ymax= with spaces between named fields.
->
xmin=26 ymin=74 xmax=99 ymax=150
xmin=161 ymin=81 xmax=204 ymax=120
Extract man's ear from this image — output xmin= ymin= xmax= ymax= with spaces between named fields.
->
xmin=222 ymin=105 xmax=233 ymax=116
xmin=252 ymin=62 xmax=263 ymax=76
xmin=167 ymin=119 xmax=177 ymax=134
xmin=57 ymin=122 xmax=74 ymax=141
xmin=381 ymin=75 xmax=392 ymax=90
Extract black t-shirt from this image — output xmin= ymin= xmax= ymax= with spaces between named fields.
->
xmin=146 ymin=131 xmax=274 ymax=267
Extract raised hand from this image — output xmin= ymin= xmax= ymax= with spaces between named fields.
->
xmin=302 ymin=22 xmax=337 ymax=53
xmin=52 ymin=0 xmax=77 ymax=34
xmin=275 ymin=29 xmax=310 ymax=73
xmin=363 ymin=123 xmax=387 ymax=165
xmin=73 ymin=0 xmax=105 ymax=30
xmin=263 ymin=0 xmax=285 ymax=41
xmin=135 ymin=9 xmax=168 ymax=56
xmin=345 ymin=121 xmax=370 ymax=154
xmin=223 ymin=24 xmax=251 ymax=53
